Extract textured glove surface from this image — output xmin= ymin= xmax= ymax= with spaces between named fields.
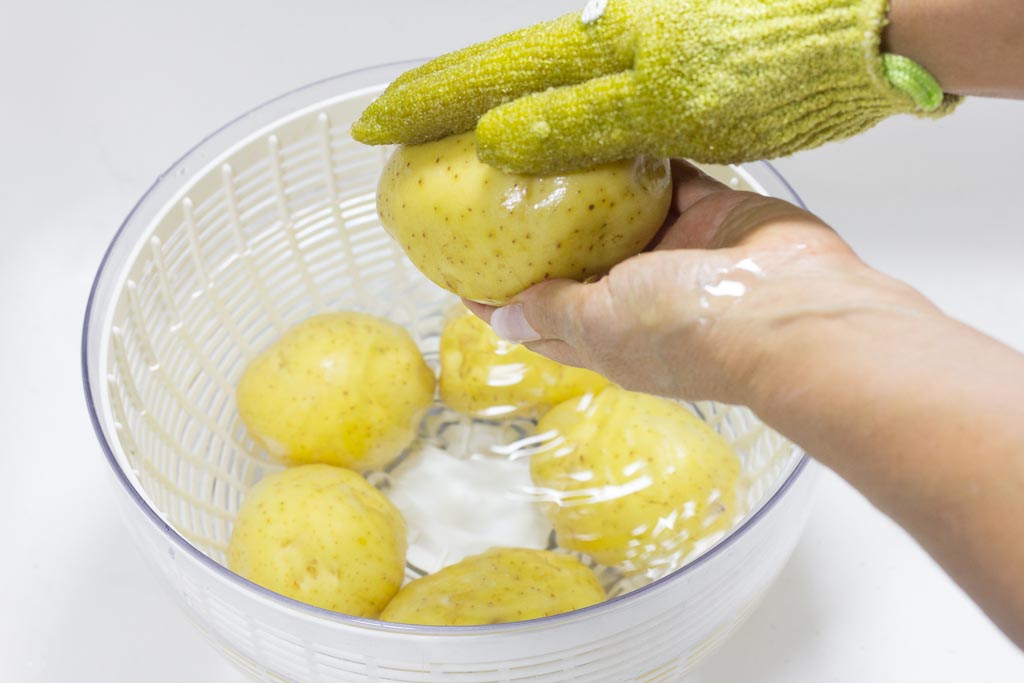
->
xmin=352 ymin=0 xmax=958 ymax=173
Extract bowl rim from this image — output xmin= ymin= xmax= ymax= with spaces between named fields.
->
xmin=81 ymin=59 xmax=811 ymax=636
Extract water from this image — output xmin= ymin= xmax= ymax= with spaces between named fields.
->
xmin=360 ymin=165 xmax=783 ymax=595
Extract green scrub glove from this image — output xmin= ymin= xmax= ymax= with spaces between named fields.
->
xmin=351 ymin=0 xmax=959 ymax=173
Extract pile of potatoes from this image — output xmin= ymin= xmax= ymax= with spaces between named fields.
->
xmin=226 ymin=134 xmax=742 ymax=625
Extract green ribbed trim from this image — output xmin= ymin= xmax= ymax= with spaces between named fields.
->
xmin=881 ymin=53 xmax=944 ymax=112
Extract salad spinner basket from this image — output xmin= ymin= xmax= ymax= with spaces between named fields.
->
xmin=83 ymin=61 xmax=816 ymax=682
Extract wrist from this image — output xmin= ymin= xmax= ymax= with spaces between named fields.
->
xmin=885 ymin=0 xmax=1024 ymax=98
xmin=740 ymin=262 xmax=944 ymax=421
xmin=884 ymin=0 xmax=959 ymax=92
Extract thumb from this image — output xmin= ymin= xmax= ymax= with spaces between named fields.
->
xmin=488 ymin=278 xmax=593 ymax=344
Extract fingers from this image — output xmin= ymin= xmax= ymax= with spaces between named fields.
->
xmin=475 ymin=71 xmax=644 ymax=174
xmin=655 ymin=161 xmax=826 ymax=251
xmin=649 ymin=160 xmax=732 ymax=250
xmin=657 ymin=189 xmax=758 ymax=252
xmin=464 ymin=286 xmax=585 ymax=346
xmin=463 ymin=292 xmax=586 ymax=367
xmin=669 ymin=159 xmax=730 ymax=212
xmin=521 ymin=339 xmax=584 ymax=368
xmin=499 ymin=278 xmax=593 ymax=344
xmin=468 ymin=278 xmax=597 ymax=348
xmin=387 ymin=26 xmax=535 ymax=91
xmin=351 ymin=12 xmax=633 ymax=146
xmin=461 ymin=299 xmax=495 ymax=323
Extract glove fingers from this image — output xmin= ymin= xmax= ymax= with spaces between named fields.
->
xmin=387 ymin=25 xmax=535 ymax=91
xmin=351 ymin=11 xmax=633 ymax=146
xmin=476 ymin=70 xmax=644 ymax=175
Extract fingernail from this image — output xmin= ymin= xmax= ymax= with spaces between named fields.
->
xmin=490 ymin=304 xmax=540 ymax=343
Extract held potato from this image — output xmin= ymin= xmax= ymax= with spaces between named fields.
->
xmin=227 ymin=464 xmax=407 ymax=616
xmin=530 ymin=386 xmax=741 ymax=574
xmin=440 ymin=306 xmax=609 ymax=418
xmin=236 ymin=312 xmax=435 ymax=471
xmin=377 ymin=132 xmax=672 ymax=304
xmin=380 ymin=547 xmax=605 ymax=625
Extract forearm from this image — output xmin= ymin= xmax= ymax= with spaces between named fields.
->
xmin=885 ymin=0 xmax=1024 ymax=98
xmin=750 ymin=272 xmax=1024 ymax=646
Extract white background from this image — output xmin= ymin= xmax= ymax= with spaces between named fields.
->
xmin=2 ymin=0 xmax=1022 ymax=680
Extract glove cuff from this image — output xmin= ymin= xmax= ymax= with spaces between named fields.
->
xmin=645 ymin=0 xmax=960 ymax=163
xmin=774 ymin=0 xmax=962 ymax=137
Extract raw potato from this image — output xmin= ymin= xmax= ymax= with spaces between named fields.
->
xmin=377 ymin=132 xmax=672 ymax=304
xmin=380 ymin=547 xmax=605 ymax=625
xmin=227 ymin=464 xmax=407 ymax=616
xmin=236 ymin=312 xmax=435 ymax=471
xmin=530 ymin=386 xmax=741 ymax=574
xmin=440 ymin=306 xmax=609 ymax=418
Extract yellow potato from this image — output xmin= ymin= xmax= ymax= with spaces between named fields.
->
xmin=227 ymin=464 xmax=407 ymax=616
xmin=380 ymin=548 xmax=605 ymax=625
xmin=530 ymin=386 xmax=741 ymax=573
xmin=439 ymin=306 xmax=609 ymax=418
xmin=377 ymin=132 xmax=672 ymax=304
xmin=236 ymin=312 xmax=435 ymax=471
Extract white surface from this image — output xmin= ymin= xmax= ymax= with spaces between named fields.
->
xmin=0 ymin=0 xmax=1021 ymax=680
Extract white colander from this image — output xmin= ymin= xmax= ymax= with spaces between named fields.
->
xmin=82 ymin=61 xmax=816 ymax=683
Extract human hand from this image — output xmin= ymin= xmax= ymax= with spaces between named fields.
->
xmin=353 ymin=0 xmax=955 ymax=174
xmin=483 ymin=164 xmax=1024 ymax=649
xmin=466 ymin=160 xmax=940 ymax=406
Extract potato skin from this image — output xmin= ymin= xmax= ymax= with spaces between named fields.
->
xmin=377 ymin=132 xmax=672 ymax=304
xmin=227 ymin=464 xmax=407 ymax=617
xmin=439 ymin=306 xmax=609 ymax=418
xmin=530 ymin=386 xmax=741 ymax=573
xmin=380 ymin=547 xmax=605 ymax=625
xmin=236 ymin=312 xmax=436 ymax=471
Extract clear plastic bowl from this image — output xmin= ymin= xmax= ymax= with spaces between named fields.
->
xmin=82 ymin=61 xmax=816 ymax=682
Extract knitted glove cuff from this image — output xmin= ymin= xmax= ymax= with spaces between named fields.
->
xmin=628 ymin=0 xmax=960 ymax=163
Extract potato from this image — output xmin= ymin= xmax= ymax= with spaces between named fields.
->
xmin=439 ymin=306 xmax=609 ymax=418
xmin=380 ymin=547 xmax=605 ymax=625
xmin=377 ymin=132 xmax=672 ymax=304
xmin=530 ymin=386 xmax=741 ymax=573
xmin=227 ymin=464 xmax=407 ymax=616
xmin=236 ymin=312 xmax=435 ymax=471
